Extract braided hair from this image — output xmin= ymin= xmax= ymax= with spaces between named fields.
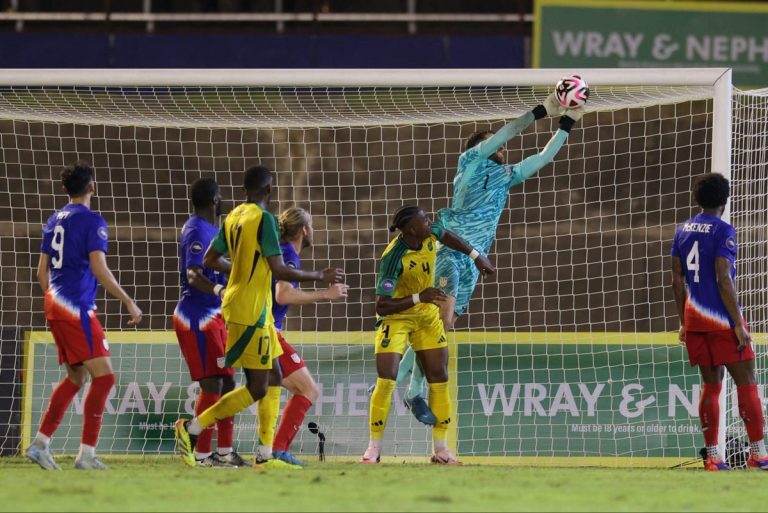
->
xmin=389 ymin=205 xmax=421 ymax=233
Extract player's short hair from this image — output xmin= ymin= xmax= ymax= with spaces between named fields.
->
xmin=693 ymin=173 xmax=729 ymax=209
xmin=465 ymin=130 xmax=494 ymax=151
xmin=61 ymin=161 xmax=94 ymax=197
xmin=190 ymin=177 xmax=219 ymax=209
xmin=243 ymin=165 xmax=272 ymax=192
xmin=279 ymin=207 xmax=311 ymax=240
xmin=389 ymin=205 xmax=421 ymax=233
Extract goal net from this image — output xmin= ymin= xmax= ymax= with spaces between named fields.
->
xmin=0 ymin=69 xmax=765 ymax=466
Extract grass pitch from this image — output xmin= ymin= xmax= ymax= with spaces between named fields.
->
xmin=1 ymin=456 xmax=765 ymax=512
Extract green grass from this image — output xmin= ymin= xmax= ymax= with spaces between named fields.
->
xmin=1 ymin=456 xmax=765 ymax=512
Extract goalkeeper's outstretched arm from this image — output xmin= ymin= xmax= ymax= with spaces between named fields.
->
xmin=471 ymin=94 xmax=562 ymax=161
xmin=508 ymin=111 xmax=582 ymax=187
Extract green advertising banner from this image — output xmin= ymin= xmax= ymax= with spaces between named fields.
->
xmin=456 ymin=343 xmax=707 ymax=464
xmin=534 ymin=0 xmax=768 ymax=87
xmin=24 ymin=331 xmax=722 ymax=466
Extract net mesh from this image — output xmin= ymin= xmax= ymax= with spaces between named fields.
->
xmin=0 ymin=79 xmax=765 ymax=465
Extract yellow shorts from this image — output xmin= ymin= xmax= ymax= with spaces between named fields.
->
xmin=374 ymin=308 xmax=447 ymax=355
xmin=224 ymin=321 xmax=283 ymax=370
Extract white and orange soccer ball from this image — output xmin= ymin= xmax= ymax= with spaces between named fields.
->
xmin=555 ymin=75 xmax=589 ymax=109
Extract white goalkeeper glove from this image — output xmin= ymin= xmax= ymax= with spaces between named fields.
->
xmin=543 ymin=92 xmax=564 ymax=117
xmin=562 ymin=106 xmax=585 ymax=123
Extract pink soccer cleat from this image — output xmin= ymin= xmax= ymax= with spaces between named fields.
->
xmin=360 ymin=445 xmax=381 ymax=464
xmin=431 ymin=448 xmax=463 ymax=465
xmin=747 ymin=454 xmax=768 ymax=470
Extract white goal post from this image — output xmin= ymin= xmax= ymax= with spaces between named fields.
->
xmin=1 ymin=67 xmax=765 ymax=467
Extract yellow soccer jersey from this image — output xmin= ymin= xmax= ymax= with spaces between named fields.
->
xmin=375 ymin=223 xmax=445 ymax=320
xmin=210 ymin=202 xmax=281 ymax=326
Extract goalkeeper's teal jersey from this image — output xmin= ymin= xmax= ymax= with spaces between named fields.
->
xmin=437 ymin=113 xmax=569 ymax=253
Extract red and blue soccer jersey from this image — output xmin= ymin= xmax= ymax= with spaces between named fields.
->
xmin=671 ymin=212 xmax=739 ymax=331
xmin=270 ymin=242 xmax=307 ymax=378
xmin=271 ymin=241 xmax=300 ymax=331
xmin=41 ymin=203 xmax=109 ymax=321
xmin=40 ymin=203 xmax=110 ymax=364
xmin=174 ymin=215 xmax=227 ymax=331
xmin=174 ymin=215 xmax=232 ymax=381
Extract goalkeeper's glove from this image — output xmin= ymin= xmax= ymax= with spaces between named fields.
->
xmin=542 ymin=92 xmax=564 ymax=117
xmin=558 ymin=107 xmax=585 ymax=133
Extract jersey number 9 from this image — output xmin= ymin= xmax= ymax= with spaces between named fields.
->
xmin=51 ymin=225 xmax=65 ymax=269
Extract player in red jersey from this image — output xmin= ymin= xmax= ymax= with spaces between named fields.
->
xmin=173 ymin=178 xmax=244 ymax=467
xmin=26 ymin=161 xmax=142 ymax=470
xmin=670 ymin=172 xmax=768 ymax=471
xmin=255 ymin=207 xmax=348 ymax=466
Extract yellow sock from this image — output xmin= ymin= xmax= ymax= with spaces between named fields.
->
xmin=198 ymin=386 xmax=254 ymax=429
xmin=429 ymin=381 xmax=451 ymax=445
xmin=369 ymin=378 xmax=396 ymax=440
xmin=257 ymin=386 xmax=282 ymax=447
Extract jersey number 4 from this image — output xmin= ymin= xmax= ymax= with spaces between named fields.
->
xmin=51 ymin=225 xmax=65 ymax=269
xmin=686 ymin=241 xmax=700 ymax=283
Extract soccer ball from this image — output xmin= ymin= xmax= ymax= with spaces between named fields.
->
xmin=555 ymin=75 xmax=589 ymax=109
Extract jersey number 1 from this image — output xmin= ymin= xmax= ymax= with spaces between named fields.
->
xmin=51 ymin=225 xmax=65 ymax=269
xmin=686 ymin=241 xmax=700 ymax=283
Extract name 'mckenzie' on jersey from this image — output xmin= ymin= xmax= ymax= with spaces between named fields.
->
xmin=671 ymin=212 xmax=739 ymax=331
xmin=174 ymin=215 xmax=227 ymax=332
xmin=41 ymin=203 xmax=109 ymax=321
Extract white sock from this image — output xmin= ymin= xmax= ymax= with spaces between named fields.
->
xmin=217 ymin=447 xmax=232 ymax=456
xmin=195 ymin=451 xmax=212 ymax=460
xmin=78 ymin=444 xmax=96 ymax=459
xmin=433 ymin=440 xmax=448 ymax=452
xmin=368 ymin=439 xmax=382 ymax=450
xmin=33 ymin=432 xmax=51 ymax=448
xmin=187 ymin=418 xmax=203 ymax=436
xmin=750 ymin=440 xmax=767 ymax=458
xmin=256 ymin=445 xmax=272 ymax=461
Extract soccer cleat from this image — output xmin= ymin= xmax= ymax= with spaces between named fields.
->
xmin=74 ymin=455 xmax=109 ymax=470
xmin=403 ymin=394 xmax=437 ymax=426
xmin=703 ymin=456 xmax=731 ymax=471
xmin=174 ymin=418 xmax=198 ymax=467
xmin=254 ymin=458 xmax=302 ymax=470
xmin=431 ymin=448 xmax=462 ymax=465
xmin=747 ymin=454 xmax=768 ymax=470
xmin=214 ymin=451 xmax=246 ymax=468
xmin=196 ymin=455 xmax=218 ymax=467
xmin=25 ymin=444 xmax=62 ymax=471
xmin=273 ymin=450 xmax=304 ymax=467
xmin=360 ymin=445 xmax=381 ymax=464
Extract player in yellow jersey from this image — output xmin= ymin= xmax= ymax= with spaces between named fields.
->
xmin=175 ymin=165 xmax=344 ymax=468
xmin=361 ymin=205 xmax=494 ymax=465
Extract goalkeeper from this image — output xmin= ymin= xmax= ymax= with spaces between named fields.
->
xmin=399 ymin=94 xmax=584 ymax=424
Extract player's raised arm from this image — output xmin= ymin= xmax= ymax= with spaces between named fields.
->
xmin=507 ymin=108 xmax=583 ymax=188
xmin=89 ymin=250 xmax=142 ymax=325
xmin=434 ymin=224 xmax=495 ymax=277
xmin=468 ymin=93 xmax=562 ymax=162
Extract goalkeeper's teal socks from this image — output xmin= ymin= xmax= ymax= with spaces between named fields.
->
xmin=406 ymin=356 xmax=426 ymax=400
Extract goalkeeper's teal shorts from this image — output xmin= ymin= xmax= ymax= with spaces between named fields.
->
xmin=435 ymin=247 xmax=479 ymax=317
